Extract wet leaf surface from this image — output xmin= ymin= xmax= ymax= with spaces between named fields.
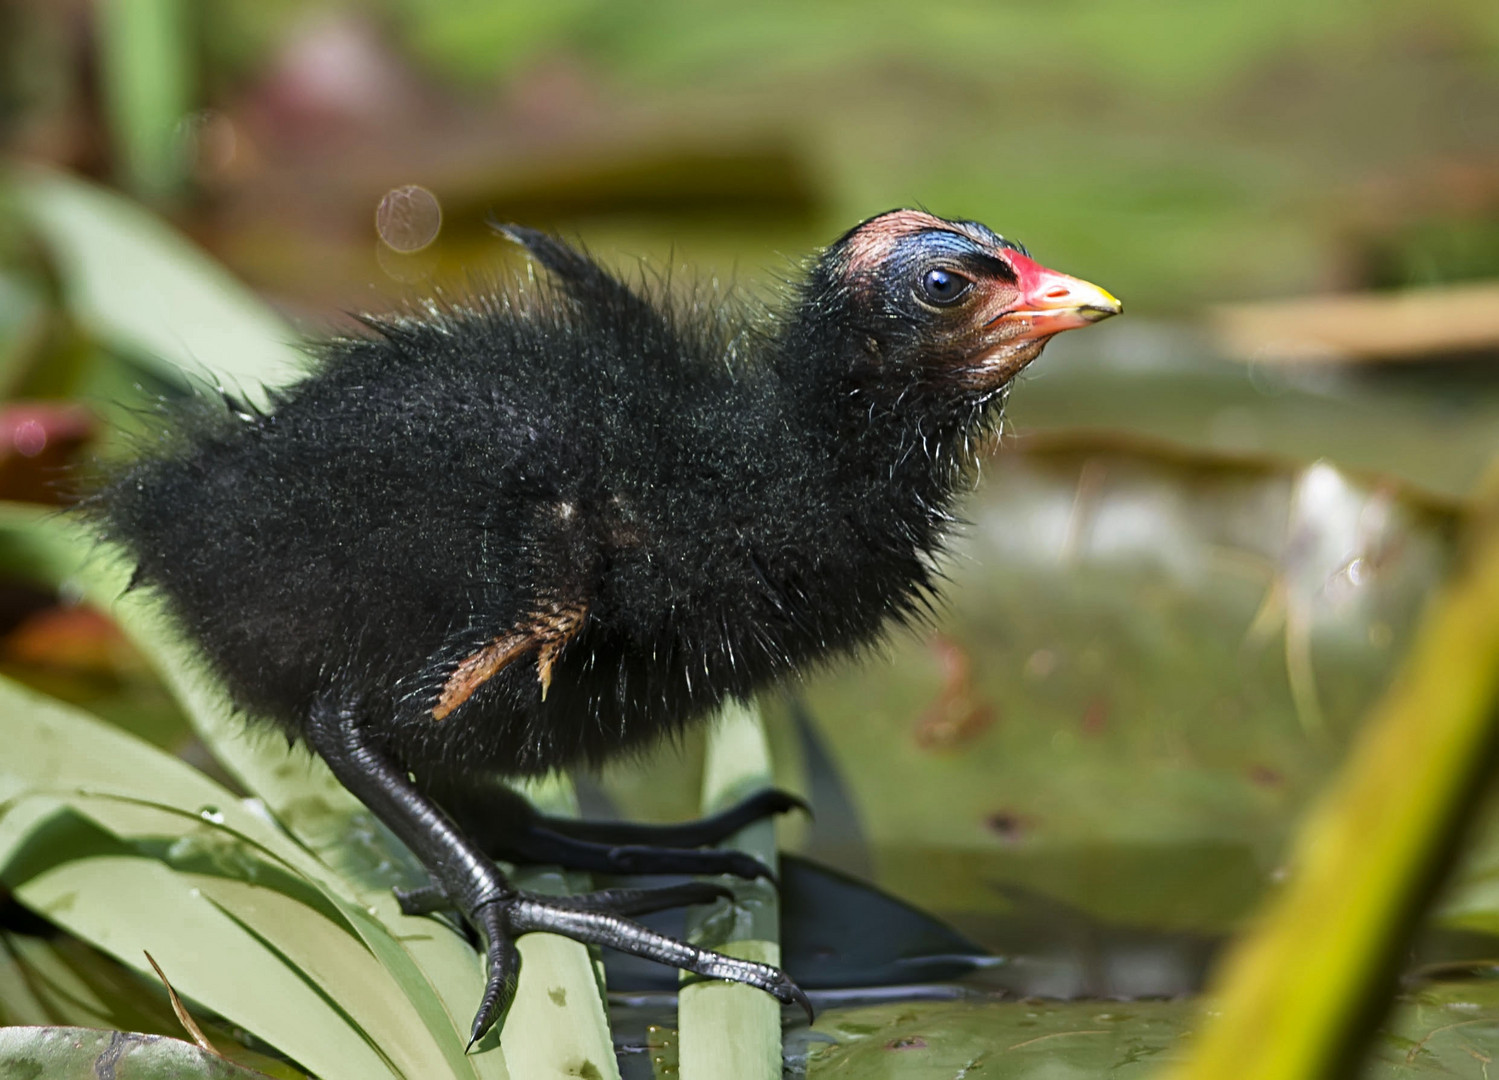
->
xmin=794 ymin=979 xmax=1499 ymax=1079
xmin=0 ymin=1025 xmax=283 ymax=1080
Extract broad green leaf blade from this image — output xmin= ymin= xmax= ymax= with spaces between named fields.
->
xmin=73 ymin=793 xmax=488 ymax=1080
xmin=14 ymin=169 xmax=304 ymax=403
xmin=2 ymin=783 xmax=471 ymax=1080
xmin=0 ymin=671 xmax=339 ymax=896
xmin=5 ymin=848 xmax=399 ymax=1080
xmin=805 ymin=998 xmax=1192 ymax=1077
xmin=0 ymin=270 xmax=47 ymax=397
xmin=801 ymin=987 xmax=1499 ymax=1077
xmin=679 ymin=701 xmax=783 ymax=1080
xmin=188 ymin=875 xmax=467 ymax=1080
xmin=0 ymin=934 xmax=310 ymax=1079
xmin=0 ymin=1025 xmax=278 ymax=1080
xmin=0 ymin=930 xmax=179 ymax=1033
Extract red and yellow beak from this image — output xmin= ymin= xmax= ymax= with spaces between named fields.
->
xmin=991 ymin=250 xmax=1123 ymax=343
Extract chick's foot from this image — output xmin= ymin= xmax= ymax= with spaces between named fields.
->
xmin=305 ymin=696 xmax=809 ymax=1043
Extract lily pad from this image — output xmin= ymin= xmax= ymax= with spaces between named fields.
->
xmin=797 ymin=979 xmax=1499 ymax=1079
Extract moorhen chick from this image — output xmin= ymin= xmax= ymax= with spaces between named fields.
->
xmin=92 ymin=209 xmax=1120 ymax=1041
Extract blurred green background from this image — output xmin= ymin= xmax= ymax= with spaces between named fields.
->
xmin=2 ymin=1 xmax=1499 ymax=1075
xmin=8 ymin=0 xmax=1499 ymax=309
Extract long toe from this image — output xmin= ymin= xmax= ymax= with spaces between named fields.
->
xmin=532 ymin=787 xmax=812 ymax=849
xmin=604 ymin=844 xmax=777 ymax=883
xmin=552 ymin=881 xmax=736 ymax=917
xmin=504 ymin=895 xmax=810 ymax=1018
xmin=682 ymin=950 xmax=814 ymax=1024
xmin=509 ymin=827 xmax=779 ymax=882
xmin=394 ymin=882 xmax=452 ymax=916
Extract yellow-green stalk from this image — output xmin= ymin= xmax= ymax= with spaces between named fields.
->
xmin=678 ymin=700 xmax=786 ymax=1080
xmin=1162 ymin=475 xmax=1499 ymax=1079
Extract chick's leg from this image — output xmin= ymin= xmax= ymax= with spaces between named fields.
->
xmin=306 ymin=696 xmax=809 ymax=1044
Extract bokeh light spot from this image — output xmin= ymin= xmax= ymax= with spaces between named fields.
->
xmin=376 ymin=185 xmax=442 ymax=253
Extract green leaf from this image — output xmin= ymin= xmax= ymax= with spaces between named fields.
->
xmin=0 ymin=1025 xmax=280 ymax=1080
xmin=3 ymin=840 xmax=400 ymax=1080
xmin=0 ymin=670 xmax=335 ymax=896
xmin=805 ymin=998 xmax=1191 ymax=1077
xmin=802 ymin=987 xmax=1499 ymax=1077
xmin=13 ymin=169 xmax=304 ymax=403
xmin=0 ymin=933 xmax=310 ymax=1078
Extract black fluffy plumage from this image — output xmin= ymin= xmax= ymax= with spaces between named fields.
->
xmin=90 ymin=209 xmax=1120 ymax=1038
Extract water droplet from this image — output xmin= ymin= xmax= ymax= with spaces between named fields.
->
xmin=198 ymin=806 xmax=225 ymax=824
xmin=376 ymin=185 xmax=442 ymax=253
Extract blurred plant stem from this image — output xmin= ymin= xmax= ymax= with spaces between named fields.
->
xmin=504 ymin=776 xmax=619 ymax=1080
xmin=96 ymin=0 xmax=193 ymax=202
xmin=1162 ymin=467 xmax=1499 ymax=1079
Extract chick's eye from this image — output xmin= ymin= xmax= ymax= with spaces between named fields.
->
xmin=920 ymin=267 xmax=972 ymax=306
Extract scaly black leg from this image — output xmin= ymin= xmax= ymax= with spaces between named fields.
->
xmin=394 ymin=880 xmax=733 ymax=919
xmin=306 ymin=697 xmax=809 ymax=1043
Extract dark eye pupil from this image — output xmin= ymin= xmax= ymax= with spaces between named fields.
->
xmin=922 ymin=268 xmax=967 ymax=304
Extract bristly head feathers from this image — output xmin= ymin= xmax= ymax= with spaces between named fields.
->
xmin=88 ymin=211 xmax=1118 ymax=782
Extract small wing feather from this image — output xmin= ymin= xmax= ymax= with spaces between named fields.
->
xmin=433 ymin=598 xmax=589 ymax=719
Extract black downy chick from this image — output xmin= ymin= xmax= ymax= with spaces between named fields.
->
xmin=92 ymin=210 xmax=1121 ymax=1042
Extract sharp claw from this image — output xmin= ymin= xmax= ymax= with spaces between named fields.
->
xmin=700 ymin=882 xmax=736 ymax=904
xmin=730 ymin=853 xmax=779 ymax=886
xmin=770 ymin=789 xmax=814 ymax=821
xmin=784 ymin=982 xmax=815 ymax=1024
xmin=468 ymin=902 xmax=518 ymax=1045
